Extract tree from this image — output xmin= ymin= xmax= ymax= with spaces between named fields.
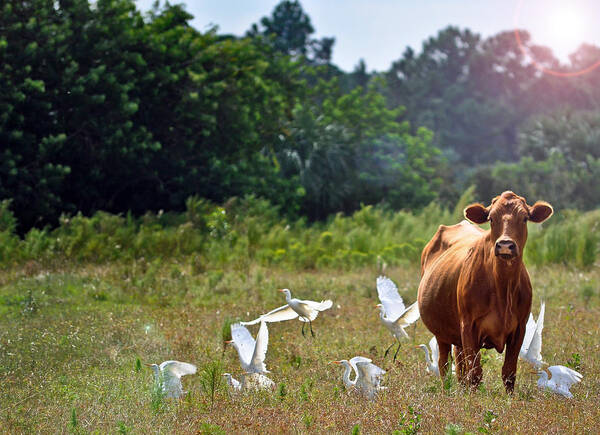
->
xmin=248 ymin=0 xmax=335 ymax=65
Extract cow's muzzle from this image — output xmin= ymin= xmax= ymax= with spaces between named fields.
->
xmin=495 ymin=239 xmax=518 ymax=259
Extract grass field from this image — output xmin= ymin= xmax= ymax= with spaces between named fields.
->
xmin=1 ymin=258 xmax=598 ymax=434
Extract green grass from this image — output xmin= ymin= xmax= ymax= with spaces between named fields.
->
xmin=1 ymin=259 xmax=599 ymax=433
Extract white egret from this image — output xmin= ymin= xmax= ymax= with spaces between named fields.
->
xmin=376 ymin=276 xmax=420 ymax=360
xmin=417 ymin=336 xmax=441 ymax=376
xmin=416 ymin=337 xmax=456 ymax=376
xmin=520 ymin=301 xmax=545 ymax=368
xmin=222 ymin=372 xmax=275 ymax=392
xmin=145 ymin=360 xmax=197 ymax=399
xmin=241 ymin=372 xmax=276 ymax=391
xmin=241 ymin=288 xmax=333 ymax=337
xmin=536 ymin=365 xmax=582 ymax=399
xmin=331 ymin=356 xmax=373 ymax=388
xmin=355 ymin=361 xmax=386 ymax=400
xmin=222 ymin=373 xmax=242 ymax=392
xmin=225 ymin=321 xmax=269 ymax=374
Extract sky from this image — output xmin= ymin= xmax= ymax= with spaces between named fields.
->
xmin=135 ymin=0 xmax=600 ymax=72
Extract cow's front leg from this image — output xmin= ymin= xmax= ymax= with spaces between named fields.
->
xmin=453 ymin=345 xmax=467 ymax=384
xmin=502 ymin=327 xmax=525 ymax=394
xmin=437 ymin=340 xmax=451 ymax=380
xmin=460 ymin=321 xmax=482 ymax=388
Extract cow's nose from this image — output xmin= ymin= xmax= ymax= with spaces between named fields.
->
xmin=495 ymin=239 xmax=517 ymax=257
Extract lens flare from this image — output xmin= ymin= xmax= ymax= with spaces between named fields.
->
xmin=513 ymin=0 xmax=600 ymax=77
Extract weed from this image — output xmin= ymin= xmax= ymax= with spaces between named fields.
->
xmin=396 ymin=406 xmax=422 ymax=435
xmin=290 ymin=354 xmax=302 ymax=369
xmin=200 ymin=360 xmax=224 ymax=409
xmin=21 ymin=289 xmax=38 ymax=315
xmin=477 ymin=410 xmax=498 ymax=433
xmin=278 ymin=382 xmax=287 ymax=400
xmin=150 ymin=378 xmax=165 ymax=413
xmin=302 ymin=412 xmax=314 ymax=429
xmin=117 ymin=421 xmax=131 ymax=434
xmin=566 ymin=353 xmax=582 ymax=371
xmin=352 ymin=424 xmax=361 ymax=434
xmin=198 ymin=422 xmax=226 ymax=435
xmin=445 ymin=423 xmax=462 ymax=435
xmin=299 ymin=383 xmax=309 ymax=402
xmin=135 ymin=357 xmax=142 ymax=372
xmin=70 ymin=407 xmax=77 ymax=429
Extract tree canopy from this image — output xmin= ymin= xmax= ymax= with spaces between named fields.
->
xmin=2 ymin=0 xmax=600 ymax=230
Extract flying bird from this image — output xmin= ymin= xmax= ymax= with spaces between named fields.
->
xmin=241 ymin=288 xmax=333 ymax=337
xmin=225 ymin=321 xmax=270 ymax=374
xmin=331 ymin=356 xmax=373 ymax=389
xmin=376 ymin=276 xmax=420 ymax=360
xmin=520 ymin=301 xmax=546 ymax=368
xmin=354 ymin=361 xmax=387 ymax=400
xmin=145 ymin=360 xmax=197 ymax=399
xmin=536 ymin=365 xmax=582 ymax=399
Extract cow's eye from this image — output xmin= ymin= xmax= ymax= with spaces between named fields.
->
xmin=489 ymin=217 xmax=493 ymax=223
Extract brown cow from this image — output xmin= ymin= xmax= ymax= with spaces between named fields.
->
xmin=417 ymin=191 xmax=553 ymax=393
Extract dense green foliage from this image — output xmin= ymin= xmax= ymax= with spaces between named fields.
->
xmin=2 ymin=0 xmax=600 ymax=231
xmin=0 ymin=194 xmax=597 ymax=271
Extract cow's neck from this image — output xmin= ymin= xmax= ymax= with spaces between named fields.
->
xmin=491 ymin=251 xmax=523 ymax=328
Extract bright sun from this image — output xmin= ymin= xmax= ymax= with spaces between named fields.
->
xmin=545 ymin=6 xmax=585 ymax=58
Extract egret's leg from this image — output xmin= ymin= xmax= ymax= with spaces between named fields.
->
xmin=301 ymin=321 xmax=306 ymax=337
xmin=309 ymin=319 xmax=315 ymax=337
xmin=383 ymin=342 xmax=395 ymax=358
xmin=393 ymin=339 xmax=401 ymax=361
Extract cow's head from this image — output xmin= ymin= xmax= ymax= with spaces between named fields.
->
xmin=464 ymin=191 xmax=553 ymax=261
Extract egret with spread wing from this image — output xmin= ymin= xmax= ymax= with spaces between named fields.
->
xmin=145 ymin=360 xmax=197 ymax=399
xmin=519 ymin=301 xmax=545 ymax=368
xmin=376 ymin=276 xmax=420 ymax=360
xmin=225 ymin=321 xmax=270 ymax=374
xmin=536 ymin=365 xmax=582 ymax=399
xmin=331 ymin=356 xmax=373 ymax=388
xmin=355 ymin=361 xmax=386 ymax=400
xmin=241 ymin=289 xmax=332 ymax=337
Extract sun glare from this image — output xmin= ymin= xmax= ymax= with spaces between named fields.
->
xmin=546 ymin=6 xmax=585 ymax=59
xmin=514 ymin=0 xmax=600 ymax=76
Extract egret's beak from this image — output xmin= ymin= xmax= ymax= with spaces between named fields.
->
xmin=414 ymin=345 xmax=421 ymax=349
xmin=224 ymin=340 xmax=233 ymax=344
xmin=278 ymin=289 xmax=285 ymax=292
xmin=331 ymin=360 xmax=341 ymax=365
xmin=144 ymin=363 xmax=152 ymax=367
xmin=375 ymin=304 xmax=382 ymax=309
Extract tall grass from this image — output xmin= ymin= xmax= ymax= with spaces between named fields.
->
xmin=0 ymin=192 xmax=597 ymax=271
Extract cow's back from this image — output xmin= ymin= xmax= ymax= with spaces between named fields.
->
xmin=418 ymin=220 xmax=485 ymax=345
xmin=420 ymin=220 xmax=484 ymax=274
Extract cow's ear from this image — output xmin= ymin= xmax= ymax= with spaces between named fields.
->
xmin=528 ymin=201 xmax=553 ymax=223
xmin=464 ymin=203 xmax=489 ymax=224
